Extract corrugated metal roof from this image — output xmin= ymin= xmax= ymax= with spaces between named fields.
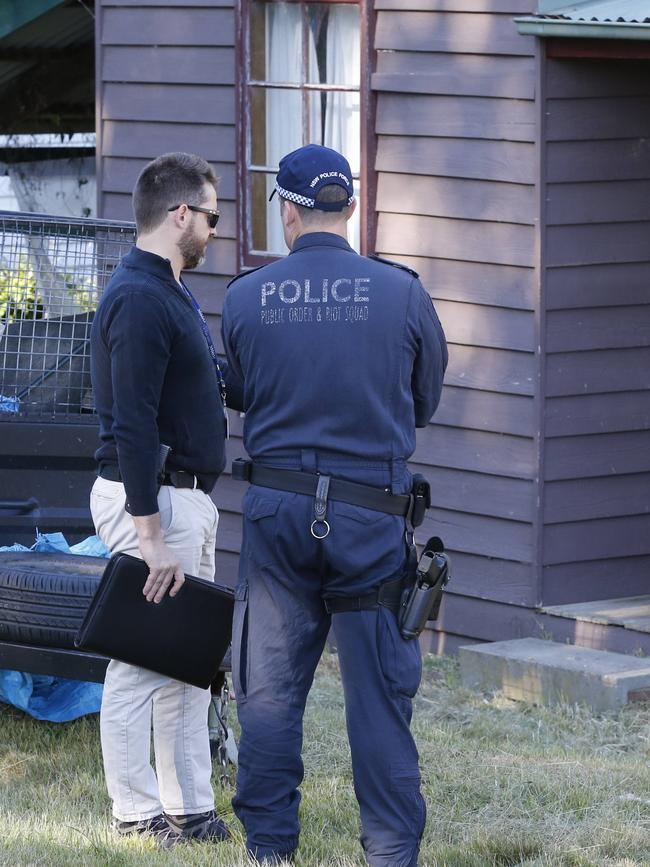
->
xmin=515 ymin=1 xmax=650 ymax=39
xmin=539 ymin=1 xmax=650 ymax=23
xmin=2 ymin=6 xmax=92 ymax=51
xmin=0 ymin=1 xmax=65 ymax=41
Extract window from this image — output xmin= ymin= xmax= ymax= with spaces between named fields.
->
xmin=239 ymin=0 xmax=370 ymax=265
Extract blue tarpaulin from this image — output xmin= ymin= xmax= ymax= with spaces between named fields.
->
xmin=0 ymin=532 xmax=109 ymax=722
xmin=0 ymin=395 xmax=20 ymax=413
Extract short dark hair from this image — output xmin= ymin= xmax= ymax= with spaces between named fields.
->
xmin=133 ymin=152 xmax=217 ymax=234
xmin=290 ymin=184 xmax=351 ymax=227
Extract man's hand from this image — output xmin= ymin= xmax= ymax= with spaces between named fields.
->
xmin=133 ymin=514 xmax=185 ymax=603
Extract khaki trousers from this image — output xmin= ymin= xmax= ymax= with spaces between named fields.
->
xmin=90 ymin=476 xmax=219 ymax=821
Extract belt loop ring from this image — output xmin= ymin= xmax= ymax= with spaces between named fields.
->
xmin=310 ymin=519 xmax=330 ymax=540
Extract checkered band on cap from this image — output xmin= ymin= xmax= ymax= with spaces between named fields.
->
xmin=275 ymin=182 xmax=355 ymax=208
xmin=275 ymin=183 xmax=315 ymax=208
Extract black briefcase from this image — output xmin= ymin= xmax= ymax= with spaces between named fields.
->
xmin=75 ymin=552 xmax=234 ymax=689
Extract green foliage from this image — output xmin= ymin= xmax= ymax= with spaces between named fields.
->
xmin=0 ymin=257 xmax=98 ymax=323
xmin=0 ymin=257 xmax=43 ymax=321
xmin=62 ymin=273 xmax=98 ymax=313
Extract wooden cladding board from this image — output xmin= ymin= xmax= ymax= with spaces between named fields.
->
xmin=414 ymin=425 xmax=535 ymax=479
xmin=372 ymin=5 xmax=539 ymax=604
xmin=546 ymin=347 xmax=650 ymax=398
xmin=375 ymin=11 xmax=535 ymax=56
xmin=376 ymin=93 xmax=536 ymax=142
xmin=376 ymin=135 xmax=536 ymax=184
xmin=440 ymin=344 xmax=535 ymax=397
xmin=546 ymin=57 xmax=650 ymax=98
xmin=373 ymin=53 xmax=535 ymax=99
xmin=434 ymin=300 xmax=535 ymax=352
xmin=546 ymin=97 xmax=650 ymax=142
xmin=436 ymin=387 xmax=535 ymax=438
xmin=101 ymin=6 xmax=234 ymax=45
xmin=542 ymin=556 xmax=650 ymax=606
xmin=545 ymin=261 xmax=650 ymax=311
xmin=541 ymin=58 xmax=650 ymax=601
xmin=545 ymin=391 xmax=650 ymax=438
xmin=376 ymin=173 xmax=535 ymax=226
xmin=101 ymin=121 xmax=235 ymax=161
xmin=546 ymin=306 xmax=650 ymax=353
xmin=546 ymin=180 xmax=650 ymax=227
xmin=376 ymin=213 xmax=535 ymax=268
xmin=547 ymin=138 xmax=650 ymax=183
xmin=101 ymin=46 xmax=235 ymax=85
xmin=102 ymin=83 xmax=235 ymax=126
xmin=544 ymin=474 xmax=650 ymax=524
xmin=395 ymin=256 xmax=536 ymax=311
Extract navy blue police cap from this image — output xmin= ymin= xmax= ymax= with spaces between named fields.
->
xmin=269 ymin=144 xmax=354 ymax=212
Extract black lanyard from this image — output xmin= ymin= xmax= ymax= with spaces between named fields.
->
xmin=179 ymin=279 xmax=229 ymax=434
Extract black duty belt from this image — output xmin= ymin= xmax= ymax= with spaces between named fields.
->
xmin=323 ymin=576 xmax=405 ymax=615
xmin=99 ymin=464 xmax=205 ymax=491
xmin=232 ymin=458 xmax=411 ymax=518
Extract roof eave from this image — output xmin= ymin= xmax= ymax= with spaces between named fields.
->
xmin=514 ymin=17 xmax=650 ymax=40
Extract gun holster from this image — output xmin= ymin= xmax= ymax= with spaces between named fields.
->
xmin=398 ymin=536 xmax=450 ymax=640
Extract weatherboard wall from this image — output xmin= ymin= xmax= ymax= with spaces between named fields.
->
xmin=372 ymin=0 xmax=543 ymax=639
xmin=540 ymin=57 xmax=650 ymax=606
xmin=94 ymin=2 xmax=650 ymax=650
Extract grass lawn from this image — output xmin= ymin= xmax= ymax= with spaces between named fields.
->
xmin=1 ymin=652 xmax=649 ymax=866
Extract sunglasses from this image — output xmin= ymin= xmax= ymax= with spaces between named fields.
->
xmin=168 ymin=203 xmax=220 ymax=229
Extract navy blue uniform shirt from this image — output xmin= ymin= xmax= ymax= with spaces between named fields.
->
xmin=221 ymin=232 xmax=448 ymax=463
xmin=91 ymin=246 xmax=228 ymax=515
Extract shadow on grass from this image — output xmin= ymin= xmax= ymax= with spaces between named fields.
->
xmin=421 ymin=835 xmax=544 ymax=867
xmin=0 ymin=831 xmax=254 ymax=867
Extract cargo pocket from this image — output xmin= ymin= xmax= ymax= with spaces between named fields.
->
xmin=245 ymin=492 xmax=282 ymax=522
xmin=231 ymin=581 xmax=250 ymax=699
xmin=242 ymin=491 xmax=282 ymax=567
xmin=377 ymin=605 xmax=422 ymax=704
xmin=389 ymin=761 xmax=422 ymax=794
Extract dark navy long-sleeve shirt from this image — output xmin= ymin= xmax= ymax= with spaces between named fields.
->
xmin=91 ymin=246 xmax=230 ymax=515
xmin=221 ymin=232 xmax=448 ymax=464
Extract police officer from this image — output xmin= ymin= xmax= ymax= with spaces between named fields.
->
xmin=222 ymin=144 xmax=448 ymax=866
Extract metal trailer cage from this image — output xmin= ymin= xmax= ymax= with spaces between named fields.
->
xmin=0 ymin=210 xmax=136 ymax=421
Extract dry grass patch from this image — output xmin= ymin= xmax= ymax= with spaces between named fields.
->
xmin=1 ymin=652 xmax=649 ymax=866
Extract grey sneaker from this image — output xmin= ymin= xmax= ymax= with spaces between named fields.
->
xmin=164 ymin=809 xmax=231 ymax=842
xmin=113 ymin=813 xmax=181 ymax=848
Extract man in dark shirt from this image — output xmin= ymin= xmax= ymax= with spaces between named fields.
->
xmin=222 ymin=144 xmax=448 ymax=866
xmin=90 ymin=152 xmax=231 ymax=847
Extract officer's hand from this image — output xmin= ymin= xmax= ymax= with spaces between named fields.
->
xmin=139 ymin=537 xmax=185 ymax=603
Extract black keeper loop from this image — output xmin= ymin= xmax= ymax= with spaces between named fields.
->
xmin=314 ymin=474 xmax=330 ymax=522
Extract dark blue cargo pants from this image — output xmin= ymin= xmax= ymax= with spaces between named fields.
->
xmin=231 ymin=455 xmax=426 ymax=866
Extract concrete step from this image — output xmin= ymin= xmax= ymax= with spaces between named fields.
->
xmin=542 ymin=596 xmax=650 ymax=634
xmin=459 ymin=637 xmax=650 ymax=712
